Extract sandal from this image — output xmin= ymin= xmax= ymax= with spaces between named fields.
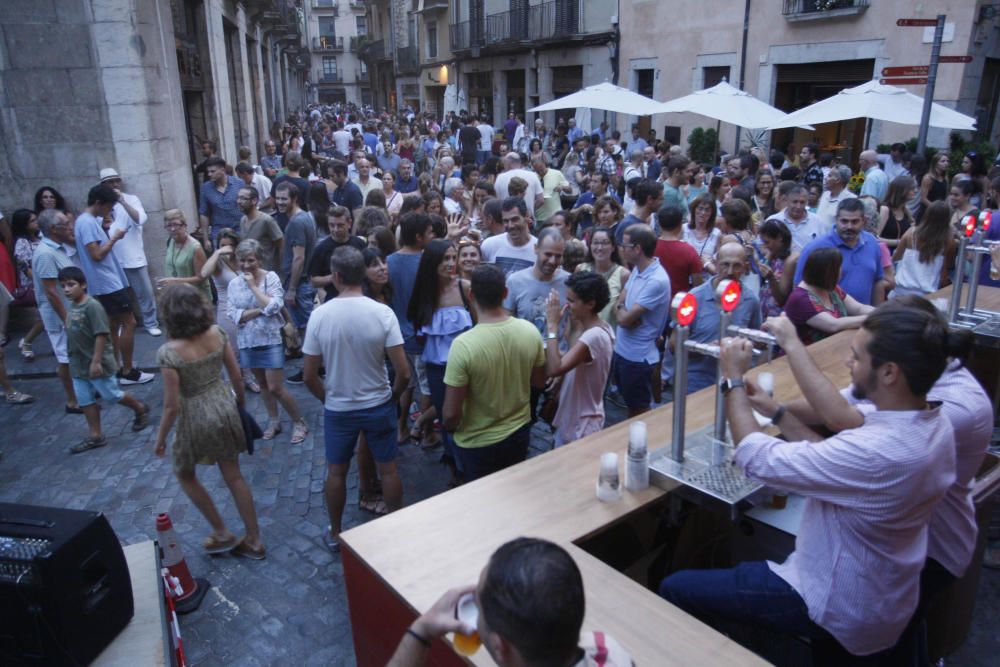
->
xmin=5 ymin=391 xmax=35 ymax=405
xmin=262 ymin=421 xmax=282 ymax=440
xmin=18 ymin=339 xmax=34 ymax=361
xmin=323 ymin=527 xmax=341 ymax=553
xmin=231 ymin=537 xmax=266 ymax=560
xmin=243 ymin=374 xmax=261 ymax=394
xmin=202 ymin=534 xmax=239 ymax=554
xmin=69 ymin=435 xmax=107 ymax=454
xmin=359 ymin=494 xmax=388 ymax=516
xmin=290 ymin=420 xmax=309 ymax=445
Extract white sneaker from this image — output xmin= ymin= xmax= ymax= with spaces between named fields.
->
xmin=147 ymin=327 xmax=163 ymax=337
xmin=119 ymin=369 xmax=155 ymax=385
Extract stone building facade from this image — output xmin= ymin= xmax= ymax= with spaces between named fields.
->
xmin=0 ymin=0 xmax=306 ymax=272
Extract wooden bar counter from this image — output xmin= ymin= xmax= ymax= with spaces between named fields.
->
xmin=340 ymin=286 xmax=1000 ymax=666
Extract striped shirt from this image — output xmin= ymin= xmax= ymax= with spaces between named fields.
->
xmin=841 ymin=363 xmax=993 ymax=578
xmin=735 ymin=407 xmax=956 ymax=655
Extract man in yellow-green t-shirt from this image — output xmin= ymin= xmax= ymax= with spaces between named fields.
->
xmin=443 ymin=264 xmax=545 ymax=481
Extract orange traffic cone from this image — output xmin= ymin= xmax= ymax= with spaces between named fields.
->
xmin=156 ymin=512 xmax=210 ymax=614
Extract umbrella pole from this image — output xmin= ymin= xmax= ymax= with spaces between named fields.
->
xmin=864 ymin=117 xmax=872 ymax=150
xmin=714 ymin=119 xmax=721 ymax=164
xmin=917 ymin=15 xmax=946 ymax=154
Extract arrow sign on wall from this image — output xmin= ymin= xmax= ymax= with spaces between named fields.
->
xmin=881 ymin=77 xmax=929 ymax=85
xmin=882 ymin=66 xmax=929 ymax=77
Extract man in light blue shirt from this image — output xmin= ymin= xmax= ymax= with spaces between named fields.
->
xmin=794 ymin=198 xmax=886 ymax=306
xmin=626 ymin=125 xmax=648 ymax=157
xmin=613 ymin=225 xmax=671 ymax=416
xmin=677 ymin=242 xmax=761 ymax=393
xmin=859 ymin=149 xmax=889 ymax=202
xmin=74 ymin=184 xmax=152 ymax=385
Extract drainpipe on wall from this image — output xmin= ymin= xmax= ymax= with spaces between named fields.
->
xmin=735 ymin=0 xmax=751 ymax=154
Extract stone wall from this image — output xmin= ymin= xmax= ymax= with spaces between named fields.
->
xmin=0 ymin=0 xmax=196 ymax=275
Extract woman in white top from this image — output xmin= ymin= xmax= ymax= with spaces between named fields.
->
xmin=200 ymin=229 xmax=259 ymax=394
xmin=227 ymin=239 xmax=308 ymax=444
xmin=891 ymin=201 xmax=956 ymax=297
xmin=382 ymin=171 xmax=403 ymax=225
xmin=443 ymin=177 xmax=466 ymax=216
xmin=683 ymin=194 xmax=722 ymax=277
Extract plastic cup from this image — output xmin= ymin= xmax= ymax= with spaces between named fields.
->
xmin=757 ymin=372 xmax=774 ymax=397
xmin=771 ymin=492 xmax=788 ymax=509
xmin=453 ymin=592 xmax=481 ymax=655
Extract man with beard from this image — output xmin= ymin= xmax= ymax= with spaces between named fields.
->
xmin=660 ymin=300 xmax=967 ymax=663
xmin=238 ymin=187 xmax=283 ymax=271
xmin=794 ymin=198 xmax=886 ymax=305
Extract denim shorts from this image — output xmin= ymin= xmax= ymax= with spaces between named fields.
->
xmin=324 ymin=399 xmax=398 ymax=465
xmin=72 ymin=375 xmax=125 ymax=407
xmin=239 ymin=343 xmax=285 ymax=369
xmin=613 ymin=352 xmax=655 ymax=410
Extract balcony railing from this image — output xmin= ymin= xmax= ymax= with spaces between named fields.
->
xmin=357 ymin=69 xmax=369 ymax=82
xmin=317 ymin=72 xmax=343 ymax=84
xmin=348 ymin=0 xmax=366 ymax=11
xmin=450 ymin=1 xmax=580 ymax=52
xmin=359 ymin=38 xmax=389 ymax=61
xmin=311 ymin=0 xmax=340 ymax=13
xmin=396 ymin=45 xmax=419 ymax=75
xmin=419 ymin=0 xmax=449 ymax=11
xmin=349 ymin=35 xmax=365 ymax=52
xmin=312 ymin=35 xmax=344 ymax=51
xmin=782 ymin=0 xmax=869 ymax=20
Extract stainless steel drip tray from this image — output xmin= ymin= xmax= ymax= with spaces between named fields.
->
xmin=649 ymin=427 xmax=764 ymax=508
xmin=971 ymin=315 xmax=1000 ymax=348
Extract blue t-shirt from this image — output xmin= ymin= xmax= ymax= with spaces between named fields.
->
xmin=333 ymin=180 xmax=364 ymax=215
xmin=199 ymin=176 xmax=244 ymax=232
xmin=74 ymin=212 xmax=129 ymax=296
xmin=685 ymin=278 xmax=762 ymax=393
xmin=615 ymin=214 xmax=646 ymax=246
xmin=387 ymin=251 xmax=422 ymax=353
xmin=614 ymin=259 xmax=671 ymax=365
xmin=793 ymin=229 xmax=884 ymax=305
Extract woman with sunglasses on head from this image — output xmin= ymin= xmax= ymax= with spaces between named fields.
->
xmin=576 ymin=227 xmax=630 ymax=330
xmin=959 ymin=151 xmax=989 ymax=209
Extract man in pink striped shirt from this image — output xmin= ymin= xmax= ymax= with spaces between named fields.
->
xmin=659 ymin=300 xmax=971 ymax=661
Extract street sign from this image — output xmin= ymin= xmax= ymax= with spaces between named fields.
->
xmin=939 ymin=55 xmax=973 ymax=63
xmin=897 ymin=18 xmax=938 ymax=26
xmin=882 ymin=66 xmax=929 ymax=77
xmin=881 ymin=77 xmax=929 ymax=85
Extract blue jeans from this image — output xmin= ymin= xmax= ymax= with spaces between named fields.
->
xmin=454 ymin=423 xmax=530 ymax=482
xmin=425 ymin=362 xmax=460 ymax=473
xmin=660 ymin=562 xmax=910 ymax=665
xmin=324 ymin=399 xmax=397 ymax=465
xmin=286 ymin=282 xmax=315 ymax=329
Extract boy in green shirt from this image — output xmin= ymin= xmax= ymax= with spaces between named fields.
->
xmin=59 ymin=267 xmax=150 ymax=454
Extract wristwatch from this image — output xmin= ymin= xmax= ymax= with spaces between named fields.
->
xmin=719 ymin=377 xmax=746 ymax=395
xmin=545 ymin=332 xmax=558 ymax=340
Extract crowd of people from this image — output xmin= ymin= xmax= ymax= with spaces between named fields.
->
xmin=2 ymin=101 xmax=1000 ymax=663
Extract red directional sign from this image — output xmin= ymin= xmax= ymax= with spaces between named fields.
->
xmin=897 ymin=18 xmax=938 ymax=26
xmin=882 ymin=66 xmax=929 ymax=77
xmin=939 ymin=55 xmax=973 ymax=63
xmin=881 ymin=77 xmax=929 ymax=85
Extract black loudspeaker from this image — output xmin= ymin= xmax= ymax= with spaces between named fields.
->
xmin=0 ymin=503 xmax=134 ymax=666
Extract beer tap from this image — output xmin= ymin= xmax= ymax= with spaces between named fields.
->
xmin=948 ymin=214 xmax=979 ymax=324
xmin=669 ymin=292 xmax=697 ymax=463
xmin=964 ymin=210 xmax=992 ymax=316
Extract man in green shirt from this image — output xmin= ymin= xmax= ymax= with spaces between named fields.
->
xmin=443 ymin=264 xmax=545 ymax=481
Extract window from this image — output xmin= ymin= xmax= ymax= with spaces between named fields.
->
xmin=703 ymin=66 xmax=731 ymax=88
xmin=426 ymin=22 xmax=437 ymax=59
xmin=323 ymin=56 xmax=338 ymax=76
xmin=356 ymin=16 xmax=367 ymax=36
xmin=360 ymin=60 xmax=368 ymax=74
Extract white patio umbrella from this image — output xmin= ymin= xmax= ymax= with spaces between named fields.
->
xmin=656 ymin=80 xmax=808 ymax=129
xmin=528 ymin=81 xmax=662 ymax=116
xmin=766 ymin=79 xmax=976 ymax=131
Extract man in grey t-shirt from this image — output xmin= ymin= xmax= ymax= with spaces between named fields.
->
xmin=238 ymin=187 xmax=283 ymax=271
xmin=275 ymin=183 xmax=316 ymax=332
xmin=504 ymin=228 xmax=569 ymax=340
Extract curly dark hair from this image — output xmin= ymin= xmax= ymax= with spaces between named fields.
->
xmin=567 ymin=270 xmax=610 ymax=314
xmin=159 ymin=284 xmax=214 ymax=340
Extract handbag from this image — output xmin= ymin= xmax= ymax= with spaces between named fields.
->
xmin=237 ymin=402 xmax=263 ymax=455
